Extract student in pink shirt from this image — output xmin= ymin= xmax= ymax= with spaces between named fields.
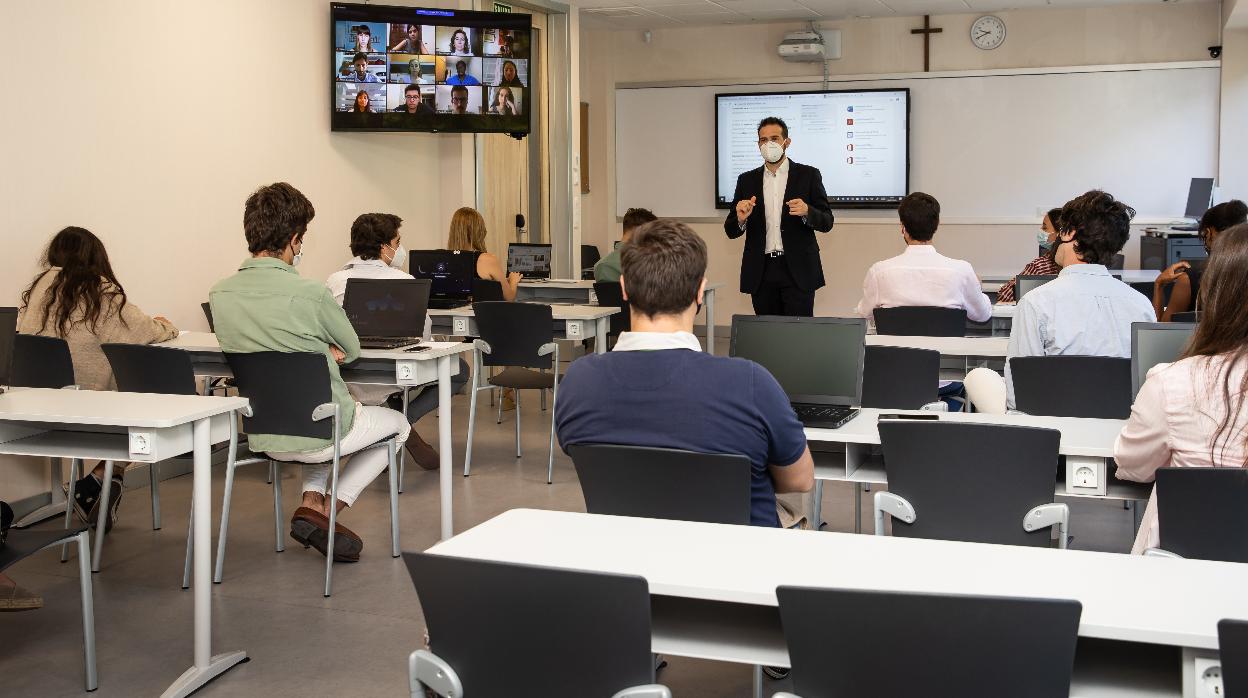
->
xmin=1115 ymin=222 xmax=1248 ymax=553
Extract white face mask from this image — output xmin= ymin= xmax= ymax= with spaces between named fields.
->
xmin=290 ymin=241 xmax=303 ymax=267
xmin=387 ymin=243 xmax=407 ymax=270
xmin=1035 ymin=231 xmax=1053 ymax=250
xmin=760 ymin=140 xmax=785 ymax=164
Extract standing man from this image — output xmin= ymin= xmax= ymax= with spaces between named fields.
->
xmin=724 ymin=117 xmax=834 ymax=316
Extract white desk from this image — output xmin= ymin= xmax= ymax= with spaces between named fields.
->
xmin=981 ymin=269 xmax=1161 ymax=293
xmin=428 ymin=304 xmax=619 ymax=355
xmin=0 ymin=388 xmax=250 ymax=698
xmin=428 ymin=509 xmax=1247 ymax=697
xmin=160 ymin=332 xmax=470 ymax=541
xmin=866 ymin=333 xmax=1008 ymax=358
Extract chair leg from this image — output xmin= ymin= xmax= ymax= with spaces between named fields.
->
xmin=497 ymin=388 xmax=504 ymax=424
xmin=181 ymin=504 xmax=193 ymax=589
xmin=541 ymin=384 xmax=547 ymax=411
xmin=213 ymin=450 xmax=240 ymax=585
xmin=812 ymin=480 xmax=824 ymax=531
xmin=398 ymin=386 xmax=411 ymax=494
xmin=324 ymin=450 xmax=341 ymax=598
xmin=272 ymin=462 xmax=284 ymax=553
xmin=75 ymin=531 xmax=97 ymax=692
xmin=149 ymin=461 xmax=162 ymax=530
xmin=91 ymin=461 xmax=115 ymax=572
xmin=388 ymin=440 xmax=400 ymax=558
xmin=465 ymin=387 xmax=479 ymax=477
xmin=514 ymin=390 xmax=522 ymax=459
xmin=61 ymin=458 xmax=82 ymax=562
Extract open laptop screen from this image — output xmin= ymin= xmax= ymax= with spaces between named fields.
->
xmin=342 ymin=278 xmax=430 ymax=338
xmin=507 ymin=243 xmax=552 ymax=278
xmin=730 ymin=315 xmax=865 ymax=405
xmin=410 ymin=250 xmax=473 ymax=301
xmin=1131 ymin=322 xmax=1196 ymax=398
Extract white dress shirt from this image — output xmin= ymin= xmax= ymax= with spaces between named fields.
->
xmin=612 ymin=331 xmax=702 ymax=352
xmin=1004 ymin=264 xmax=1155 ymax=408
xmin=762 ymin=158 xmax=789 ymax=254
xmin=855 ymin=245 xmax=992 ymax=323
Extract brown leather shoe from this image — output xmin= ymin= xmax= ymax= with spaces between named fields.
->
xmin=289 ymin=507 xmax=363 ymax=562
xmin=405 ymin=432 xmax=440 ymax=471
xmin=0 ymin=582 xmax=43 ymax=612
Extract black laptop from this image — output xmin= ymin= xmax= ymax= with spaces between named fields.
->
xmin=0 ymin=307 xmax=16 ymax=389
xmin=730 ymin=315 xmax=866 ymax=429
xmin=342 ymin=278 xmax=430 ymax=350
xmin=410 ymin=249 xmax=474 ymax=309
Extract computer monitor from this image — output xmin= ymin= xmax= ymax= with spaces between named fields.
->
xmin=508 ymin=243 xmax=552 ymax=279
xmin=1184 ymin=178 xmax=1215 ymax=219
xmin=1131 ymin=321 xmax=1196 ymax=398
xmin=342 ymin=278 xmax=430 ymax=338
xmin=409 ymin=249 xmax=474 ymax=304
xmin=0 ymin=307 xmax=16 ymax=388
xmin=729 ymin=315 xmax=866 ymax=406
xmin=1015 ymin=274 xmax=1057 ymax=300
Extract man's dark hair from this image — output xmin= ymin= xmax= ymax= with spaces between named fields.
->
xmin=353 ymin=51 xmax=367 ymax=63
xmin=1200 ymin=200 xmax=1248 ymax=234
xmin=451 ymin=85 xmax=468 ymax=96
xmin=620 ymin=219 xmax=707 ymax=318
xmin=757 ymin=116 xmax=788 ymax=139
xmin=350 ymin=213 xmax=402 ymax=260
xmin=898 ymin=192 xmax=940 ymax=242
xmin=404 ymin=83 xmax=420 ymax=94
xmin=621 ymin=207 xmax=657 ymax=233
xmin=243 ymin=182 xmax=316 ymax=255
xmin=1059 ymin=190 xmax=1136 ymax=265
xmin=455 ymin=60 xmax=466 ymax=69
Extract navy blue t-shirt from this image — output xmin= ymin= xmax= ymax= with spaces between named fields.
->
xmin=555 ymin=349 xmax=808 ymax=527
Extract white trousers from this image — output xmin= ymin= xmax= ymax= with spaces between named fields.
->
xmin=266 ymin=403 xmax=411 ymax=506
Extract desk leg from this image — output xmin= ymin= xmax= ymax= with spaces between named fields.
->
xmin=12 ymin=458 xmax=69 ymax=528
xmin=752 ymin=665 xmax=764 ymax=698
xmin=161 ymin=417 xmax=247 ymax=698
xmin=595 ymin=318 xmax=608 ymax=355
xmin=438 ymin=355 xmax=453 ymax=541
xmin=704 ymin=287 xmax=716 ymax=355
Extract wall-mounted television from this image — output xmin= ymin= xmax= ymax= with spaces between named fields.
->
xmin=331 ymin=3 xmax=531 ymax=136
xmin=715 ymin=89 xmax=910 ymax=209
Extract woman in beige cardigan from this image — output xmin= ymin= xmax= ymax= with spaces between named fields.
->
xmin=19 ymin=226 xmax=179 ymax=532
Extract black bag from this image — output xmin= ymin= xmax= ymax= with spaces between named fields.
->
xmin=0 ymin=501 xmax=13 ymax=550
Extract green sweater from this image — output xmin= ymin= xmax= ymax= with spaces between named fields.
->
xmin=593 ymin=249 xmax=622 ymax=283
xmin=209 ymin=257 xmax=361 ymax=453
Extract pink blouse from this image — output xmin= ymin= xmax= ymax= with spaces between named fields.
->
xmin=1114 ymin=353 xmax=1248 ymax=553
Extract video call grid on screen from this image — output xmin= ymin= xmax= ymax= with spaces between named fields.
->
xmin=715 ymin=89 xmax=910 ymax=210
xmin=332 ymin=3 xmax=531 ymax=134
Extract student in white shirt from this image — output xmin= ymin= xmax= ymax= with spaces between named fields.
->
xmin=855 ymin=192 xmax=991 ymax=324
xmin=326 ymin=213 xmax=468 ymax=469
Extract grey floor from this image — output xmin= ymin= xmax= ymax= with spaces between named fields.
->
xmin=2 ymin=355 xmax=1138 ymax=697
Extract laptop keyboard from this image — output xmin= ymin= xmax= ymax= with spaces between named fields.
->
xmin=359 ymin=337 xmax=422 ymax=348
xmin=793 ymin=404 xmax=856 ymax=426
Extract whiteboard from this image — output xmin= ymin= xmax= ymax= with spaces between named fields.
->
xmin=615 ymin=65 xmax=1220 ymax=221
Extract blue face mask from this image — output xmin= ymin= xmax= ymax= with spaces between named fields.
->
xmin=1036 ymin=230 xmax=1054 ymax=251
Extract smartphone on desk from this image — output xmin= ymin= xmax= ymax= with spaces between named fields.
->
xmin=404 ymin=345 xmax=430 ymax=352
xmin=877 ymin=413 xmax=940 ymax=420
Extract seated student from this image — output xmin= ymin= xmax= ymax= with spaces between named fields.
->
xmin=19 ymin=226 xmax=179 ymax=531
xmin=210 ymin=183 xmax=410 ymax=562
xmin=446 ymin=206 xmax=521 ymax=300
xmin=325 ymin=213 xmax=467 ymax=471
xmin=996 ymin=208 xmax=1063 ymax=304
xmin=593 ymin=207 xmax=656 ymax=283
xmin=555 ymin=219 xmax=814 ymax=528
xmin=1115 ymin=223 xmax=1248 ymax=553
xmin=855 ymin=192 xmax=992 ymax=324
xmin=1152 ymin=199 xmax=1247 ymax=321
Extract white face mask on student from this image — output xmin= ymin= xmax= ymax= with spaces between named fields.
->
xmin=760 ymin=140 xmax=785 ymax=164
xmin=291 ymin=247 xmax=303 ymax=266
xmin=388 ymin=243 xmax=407 ymax=270
xmin=1036 ymin=231 xmax=1054 ymax=250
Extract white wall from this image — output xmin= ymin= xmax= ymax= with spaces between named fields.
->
xmin=1221 ymin=30 xmax=1248 ymax=197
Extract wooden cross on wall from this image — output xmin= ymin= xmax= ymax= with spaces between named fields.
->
xmin=911 ymin=15 xmax=943 ymax=72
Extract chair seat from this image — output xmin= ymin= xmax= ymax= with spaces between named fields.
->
xmin=265 ymin=435 xmax=397 ymax=464
xmin=1 ymin=526 xmax=90 ymax=572
xmin=488 ymin=367 xmax=555 ymax=390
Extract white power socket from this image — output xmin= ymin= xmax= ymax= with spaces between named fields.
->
xmin=1073 ymin=465 xmax=1098 ymax=488
xmin=396 ymin=363 xmax=415 ymax=382
xmin=1194 ymin=657 xmax=1223 ymax=698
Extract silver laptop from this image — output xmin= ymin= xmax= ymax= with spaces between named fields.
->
xmin=1131 ymin=322 xmax=1196 ymax=398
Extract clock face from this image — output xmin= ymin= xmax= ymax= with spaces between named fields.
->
xmin=971 ymin=15 xmax=1006 ymax=50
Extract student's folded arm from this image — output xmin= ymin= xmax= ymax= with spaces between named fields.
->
xmin=964 ymin=268 xmax=993 ymax=323
xmin=318 ymin=290 xmax=361 ymax=362
xmin=1113 ymin=376 xmax=1173 ymax=483
xmin=724 ymin=178 xmax=748 ymax=239
xmin=113 ymin=295 xmax=179 ymax=344
xmin=769 ymin=446 xmax=814 ymax=494
xmin=754 ymin=364 xmax=815 ymax=493
xmin=854 ymin=267 xmax=877 ymax=319
xmin=1158 ymin=275 xmax=1193 ymax=322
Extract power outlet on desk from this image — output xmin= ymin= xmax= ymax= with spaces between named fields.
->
xmin=1064 ymin=458 xmax=1108 ymax=496
xmin=1073 ymin=465 xmax=1098 ymax=489
xmin=1194 ymin=657 xmax=1223 ymax=698
xmin=396 ymin=363 xmax=415 ymax=382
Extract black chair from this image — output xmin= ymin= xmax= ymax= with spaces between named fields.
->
xmin=404 ymin=553 xmax=668 ymax=698
xmin=775 ymin=586 xmax=1081 ymax=698
xmin=1145 ymin=468 xmax=1248 ymax=563
xmin=471 ymin=278 xmax=505 ymax=302
xmin=1 ymin=526 xmax=97 ymax=691
xmin=0 ymin=306 xmax=17 ymax=386
xmin=875 ymin=421 xmax=1067 ymax=547
xmin=1108 ymin=253 xmax=1126 ymax=270
xmin=464 ymin=302 xmax=560 ymax=483
xmin=11 ymin=334 xmax=76 ymax=388
xmin=593 ymin=281 xmax=631 ymax=339
xmin=201 ymin=302 xmax=215 ymax=332
xmin=1009 ymin=356 xmax=1132 ymax=419
xmin=873 ymin=306 xmax=967 ymax=337
xmin=861 ymin=345 xmax=940 ymax=409
xmin=1172 ymin=311 xmax=1201 ymax=323
xmin=567 ymin=444 xmax=751 ymax=524
xmin=225 ymin=351 xmax=401 ymax=596
xmin=1220 ymin=619 xmax=1248 ymax=698
xmin=581 ymin=244 xmax=602 ymax=271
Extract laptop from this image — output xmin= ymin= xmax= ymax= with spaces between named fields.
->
xmin=409 ymin=249 xmax=474 ymax=309
xmin=1172 ymin=177 xmax=1215 ymax=231
xmin=730 ymin=315 xmax=866 ymax=429
xmin=342 ymin=278 xmax=430 ymax=349
xmin=507 ymin=243 xmax=552 ymax=280
xmin=1131 ymin=321 xmax=1196 ymax=398
xmin=1015 ymin=274 xmax=1057 ymax=300
xmin=0 ymin=307 xmax=16 ymax=390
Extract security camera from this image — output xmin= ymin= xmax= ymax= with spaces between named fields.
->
xmin=1210 ymin=45 xmax=1222 ymax=59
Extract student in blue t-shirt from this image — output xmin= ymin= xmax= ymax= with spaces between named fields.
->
xmin=554 ymin=219 xmax=814 ymax=527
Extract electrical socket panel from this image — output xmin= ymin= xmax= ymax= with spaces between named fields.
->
xmin=396 ymin=363 xmax=415 ymax=382
xmin=129 ymin=432 xmax=152 ymax=456
xmin=1194 ymin=657 xmax=1223 ymax=698
xmin=1073 ymin=465 xmax=1098 ymax=489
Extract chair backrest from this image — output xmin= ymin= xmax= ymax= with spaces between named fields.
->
xmin=567 ymin=444 xmax=752 ymax=525
xmin=470 ymin=278 xmax=504 ymax=303
xmin=404 ymin=553 xmax=655 ymax=698
xmin=472 ymin=301 xmax=554 ymax=369
xmin=201 ymin=302 xmax=215 ymax=332
xmin=861 ymin=345 xmax=940 ymax=409
xmin=581 ymin=244 xmax=601 ymax=270
xmin=777 ymin=586 xmax=1081 ymax=698
xmin=0 ymin=307 xmax=17 ymax=387
xmin=101 ymin=343 xmax=198 ymax=395
xmin=1009 ymin=356 xmax=1132 ymax=419
xmin=1172 ymin=311 xmax=1201 ymax=323
xmin=1107 ymin=253 xmax=1126 ymax=270
xmin=878 ymin=420 xmax=1061 ymax=547
xmin=223 ymin=352 xmax=334 ymax=440
xmin=10 ymin=334 xmax=75 ymax=388
xmin=873 ymin=306 xmax=967 ymax=337
xmin=1220 ymin=619 xmax=1248 ymax=698
xmin=1155 ymin=467 xmax=1248 ymax=562
xmin=592 ymin=281 xmax=631 ymax=336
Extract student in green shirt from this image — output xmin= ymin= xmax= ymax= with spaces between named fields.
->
xmin=210 ymin=182 xmax=410 ymax=563
xmin=593 ymin=207 xmax=656 ymax=284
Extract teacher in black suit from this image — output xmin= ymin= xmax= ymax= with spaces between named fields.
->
xmin=723 ymin=116 xmax=834 ymax=316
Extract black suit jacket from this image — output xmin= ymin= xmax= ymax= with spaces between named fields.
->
xmin=723 ymin=160 xmax=834 ymax=294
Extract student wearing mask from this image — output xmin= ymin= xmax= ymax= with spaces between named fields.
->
xmin=996 ymin=208 xmax=1064 ymax=304
xmin=593 ymin=207 xmax=657 ymax=284
xmin=446 ymin=207 xmax=521 ymax=300
xmin=1151 ymin=199 xmax=1247 ymax=321
xmin=325 ymin=213 xmax=467 ymax=470
xmin=19 ymin=226 xmax=178 ymax=532
xmin=1115 ymin=223 xmax=1248 ymax=553
xmin=210 ymin=183 xmax=410 ymax=563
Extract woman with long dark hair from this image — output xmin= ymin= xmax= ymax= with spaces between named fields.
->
xmin=1115 ymin=222 xmax=1248 ymax=553
xmin=19 ymin=226 xmax=178 ymax=530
